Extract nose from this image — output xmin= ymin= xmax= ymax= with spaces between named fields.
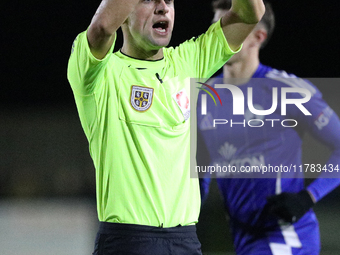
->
xmin=155 ymin=0 xmax=170 ymax=15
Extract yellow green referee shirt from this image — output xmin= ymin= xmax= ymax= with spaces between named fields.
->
xmin=67 ymin=21 xmax=238 ymax=227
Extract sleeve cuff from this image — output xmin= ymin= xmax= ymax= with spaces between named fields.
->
xmin=84 ymin=29 xmax=117 ymax=63
xmin=216 ymin=18 xmax=243 ymax=55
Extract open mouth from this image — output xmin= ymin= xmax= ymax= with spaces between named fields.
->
xmin=152 ymin=21 xmax=169 ymax=33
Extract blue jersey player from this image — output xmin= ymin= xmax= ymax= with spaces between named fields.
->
xmin=197 ymin=1 xmax=340 ymax=254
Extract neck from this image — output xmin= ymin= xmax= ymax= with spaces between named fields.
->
xmin=223 ymin=53 xmax=260 ymax=81
xmin=121 ymin=42 xmax=164 ymax=61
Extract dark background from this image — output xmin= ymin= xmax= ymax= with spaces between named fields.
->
xmin=1 ymin=1 xmax=340 ymax=254
xmin=2 ymin=0 xmax=340 ymax=109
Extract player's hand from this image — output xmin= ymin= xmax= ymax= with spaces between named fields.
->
xmin=266 ymin=190 xmax=315 ymax=223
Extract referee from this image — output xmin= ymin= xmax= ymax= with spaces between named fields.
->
xmin=67 ymin=0 xmax=265 ymax=254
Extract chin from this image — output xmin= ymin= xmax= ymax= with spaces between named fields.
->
xmin=150 ymin=32 xmax=172 ymax=46
xmin=152 ymin=39 xmax=171 ymax=48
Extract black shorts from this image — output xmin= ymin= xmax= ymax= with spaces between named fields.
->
xmin=92 ymin=222 xmax=202 ymax=255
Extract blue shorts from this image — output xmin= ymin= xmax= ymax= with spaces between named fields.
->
xmin=233 ymin=212 xmax=321 ymax=255
xmin=92 ymin=222 xmax=202 ymax=255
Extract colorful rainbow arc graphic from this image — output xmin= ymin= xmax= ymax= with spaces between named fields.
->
xmin=197 ymin=82 xmax=223 ymax=106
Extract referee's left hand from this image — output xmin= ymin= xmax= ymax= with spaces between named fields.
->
xmin=266 ymin=190 xmax=315 ymax=223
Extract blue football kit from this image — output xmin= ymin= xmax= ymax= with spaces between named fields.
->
xmin=197 ymin=63 xmax=340 ymax=255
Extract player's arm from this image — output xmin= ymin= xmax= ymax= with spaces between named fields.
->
xmin=267 ymin=113 xmax=340 ymax=223
xmin=291 ymin=89 xmax=340 ymax=202
xmin=268 ymin=85 xmax=340 ymax=223
xmin=87 ymin=0 xmax=139 ymax=59
xmin=304 ymin=110 xmax=340 ymax=202
xmin=221 ymin=0 xmax=265 ymax=51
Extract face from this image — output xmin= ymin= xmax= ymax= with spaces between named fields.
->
xmin=124 ymin=0 xmax=175 ymax=51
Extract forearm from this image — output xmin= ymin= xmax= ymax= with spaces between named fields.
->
xmin=88 ymin=0 xmax=139 ymax=59
xmin=219 ymin=0 xmax=264 ymax=51
xmin=230 ymin=0 xmax=265 ymax=24
xmin=307 ymin=149 xmax=340 ymax=203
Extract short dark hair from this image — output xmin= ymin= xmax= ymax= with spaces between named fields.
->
xmin=212 ymin=0 xmax=275 ymax=47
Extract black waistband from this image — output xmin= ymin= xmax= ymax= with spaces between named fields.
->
xmin=98 ymin=222 xmax=197 ymax=238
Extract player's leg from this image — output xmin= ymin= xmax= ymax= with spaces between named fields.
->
xmin=234 ymin=236 xmax=277 ymax=255
xmin=291 ymin=213 xmax=320 ymax=255
xmin=233 ymin=219 xmax=320 ymax=255
xmin=268 ymin=212 xmax=320 ymax=255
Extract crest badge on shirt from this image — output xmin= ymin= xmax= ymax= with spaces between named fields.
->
xmin=173 ymin=89 xmax=190 ymax=121
xmin=130 ymin=86 xmax=154 ymax=112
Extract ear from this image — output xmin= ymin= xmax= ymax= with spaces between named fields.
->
xmin=253 ymin=28 xmax=267 ymax=47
